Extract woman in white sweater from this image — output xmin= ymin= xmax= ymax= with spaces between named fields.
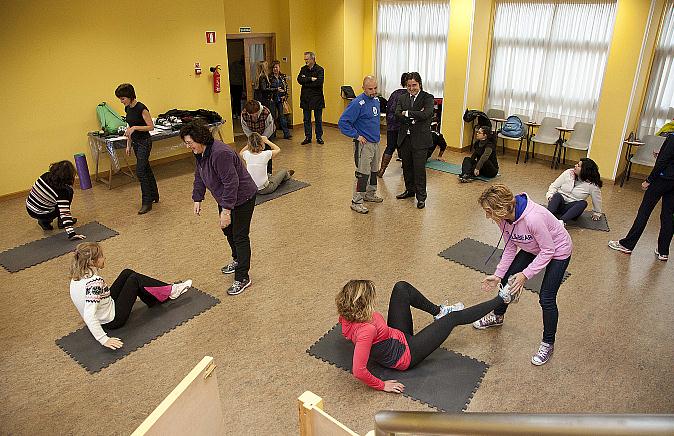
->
xmin=546 ymin=158 xmax=603 ymax=222
xmin=69 ymin=242 xmax=192 ymax=350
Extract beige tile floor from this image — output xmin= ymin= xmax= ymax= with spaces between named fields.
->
xmin=0 ymin=127 xmax=672 ymax=435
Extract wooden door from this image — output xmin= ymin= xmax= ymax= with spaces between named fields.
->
xmin=243 ymin=37 xmax=275 ymax=102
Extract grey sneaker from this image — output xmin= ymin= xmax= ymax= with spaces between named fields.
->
xmin=608 ymin=240 xmax=632 ymax=254
xmin=221 ymin=261 xmax=238 ymax=274
xmin=351 ymin=202 xmax=369 ymax=214
xmin=434 ymin=301 xmax=465 ymax=320
xmin=531 ymin=341 xmax=554 ymax=365
xmin=227 ymin=278 xmax=251 ymax=296
xmin=498 ymin=278 xmax=522 ymax=304
xmin=473 ymin=312 xmax=504 ymax=329
xmin=363 ymin=193 xmax=383 ymax=203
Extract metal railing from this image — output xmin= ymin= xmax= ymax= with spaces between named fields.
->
xmin=373 ymin=411 xmax=674 ymax=436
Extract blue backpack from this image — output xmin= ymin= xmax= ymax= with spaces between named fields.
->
xmin=500 ymin=115 xmax=524 ymax=138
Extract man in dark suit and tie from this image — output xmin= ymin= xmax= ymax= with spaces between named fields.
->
xmin=394 ymin=72 xmax=434 ymax=209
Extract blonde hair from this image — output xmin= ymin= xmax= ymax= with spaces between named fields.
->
xmin=336 ymin=280 xmax=376 ymax=322
xmin=478 ymin=184 xmax=515 ymax=220
xmin=70 ymin=242 xmax=102 ymax=281
xmin=248 ymin=132 xmax=265 ymax=153
xmin=253 ymin=61 xmax=270 ymax=89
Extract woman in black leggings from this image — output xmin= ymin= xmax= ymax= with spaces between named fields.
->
xmin=336 ymin=280 xmax=516 ymax=392
xmin=69 ymin=242 xmax=192 ymax=350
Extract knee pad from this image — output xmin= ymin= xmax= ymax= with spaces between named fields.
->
xmin=355 ymin=171 xmax=368 ymax=192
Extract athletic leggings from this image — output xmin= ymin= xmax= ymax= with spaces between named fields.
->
xmin=386 ymin=281 xmax=504 ymax=368
xmin=102 ymin=269 xmax=168 ymax=329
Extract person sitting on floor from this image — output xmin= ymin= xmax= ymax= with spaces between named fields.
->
xmin=336 ymin=279 xmax=516 ymax=393
xmin=26 ymin=160 xmax=85 ymax=240
xmin=427 ymin=129 xmax=448 ymax=161
xmin=546 ymin=158 xmax=603 ymax=223
xmin=69 ymin=242 xmax=192 ymax=350
xmin=240 ymin=133 xmax=295 ymax=195
xmin=460 ymin=125 xmax=498 ymax=182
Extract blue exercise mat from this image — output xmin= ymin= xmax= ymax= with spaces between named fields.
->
xmin=425 ymin=159 xmax=498 ymax=181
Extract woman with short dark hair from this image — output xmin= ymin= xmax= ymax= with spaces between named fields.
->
xmin=26 ymin=160 xmax=85 ymax=240
xmin=114 ymin=83 xmax=158 ymax=214
xmin=181 ymin=121 xmax=258 ymax=296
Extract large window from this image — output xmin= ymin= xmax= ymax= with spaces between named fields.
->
xmin=638 ymin=0 xmax=674 ymax=137
xmin=487 ymin=0 xmax=616 ymax=127
xmin=376 ymin=0 xmax=450 ymax=98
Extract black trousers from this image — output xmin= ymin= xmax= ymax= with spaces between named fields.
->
xmin=493 ymin=250 xmax=571 ymax=344
xmin=132 ymin=138 xmax=159 ymax=205
xmin=399 ymin=136 xmax=427 ymax=201
xmin=384 ymin=129 xmax=399 ymax=156
xmin=386 ymin=281 xmax=503 ymax=368
xmin=620 ymin=177 xmax=674 ymax=255
xmin=219 ymin=194 xmax=256 ymax=282
xmin=230 ymin=85 xmax=243 ymax=117
xmin=461 ymin=156 xmax=499 ymax=178
xmin=102 ymin=269 xmax=166 ymax=329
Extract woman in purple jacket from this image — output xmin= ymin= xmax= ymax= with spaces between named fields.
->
xmin=181 ymin=121 xmax=258 ymax=296
xmin=473 ymin=184 xmax=573 ymax=366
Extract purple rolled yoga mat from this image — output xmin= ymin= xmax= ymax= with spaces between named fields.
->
xmin=74 ymin=153 xmax=92 ymax=190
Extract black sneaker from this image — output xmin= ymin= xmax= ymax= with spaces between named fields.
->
xmin=221 ymin=261 xmax=238 ymax=274
xmin=38 ymin=219 xmax=54 ymax=230
xmin=301 ymin=138 xmax=311 ymax=145
xmin=227 ymin=278 xmax=251 ymax=296
xmin=316 ymin=138 xmax=324 ymax=144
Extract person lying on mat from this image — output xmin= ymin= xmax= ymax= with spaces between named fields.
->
xmin=26 ymin=160 xmax=85 ymax=240
xmin=335 ymin=279 xmax=517 ymax=393
xmin=69 ymin=242 xmax=192 ymax=350
xmin=473 ymin=184 xmax=572 ymax=366
xmin=546 ymin=158 xmax=603 ymax=223
xmin=240 ymin=132 xmax=295 ymax=195
xmin=459 ymin=126 xmax=498 ymax=182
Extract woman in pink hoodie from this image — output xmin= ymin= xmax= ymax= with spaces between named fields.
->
xmin=336 ymin=279 xmax=516 ymax=392
xmin=473 ymin=184 xmax=573 ymax=366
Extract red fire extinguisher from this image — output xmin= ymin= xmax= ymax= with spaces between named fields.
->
xmin=210 ymin=65 xmax=221 ymax=93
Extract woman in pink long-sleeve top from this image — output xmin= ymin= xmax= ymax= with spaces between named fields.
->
xmin=472 ymin=184 xmax=573 ymax=366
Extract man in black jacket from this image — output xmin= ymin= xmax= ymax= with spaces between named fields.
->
xmin=609 ymin=133 xmax=674 ymax=260
xmin=297 ymin=51 xmax=325 ymax=145
xmin=394 ymin=72 xmax=435 ymax=209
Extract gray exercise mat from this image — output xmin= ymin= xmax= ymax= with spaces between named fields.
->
xmin=425 ymin=159 xmax=498 ymax=181
xmin=56 ymin=287 xmax=219 ymax=374
xmin=438 ymin=238 xmax=570 ymax=294
xmin=308 ymin=324 xmax=488 ymax=412
xmin=0 ymin=221 xmax=119 ymax=273
xmin=562 ymin=211 xmax=610 ymax=232
xmin=255 ymin=179 xmax=310 ymax=205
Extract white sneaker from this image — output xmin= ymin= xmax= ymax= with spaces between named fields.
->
xmin=558 ymin=219 xmax=566 ymax=228
xmin=170 ymin=280 xmax=192 ymax=299
xmin=531 ymin=341 xmax=554 ymax=365
xmin=655 ymin=249 xmax=669 ymax=261
xmin=364 ymin=193 xmax=383 ymax=203
xmin=434 ymin=301 xmax=465 ymax=320
xmin=608 ymin=240 xmax=632 ymax=254
xmin=351 ymin=202 xmax=368 ymax=214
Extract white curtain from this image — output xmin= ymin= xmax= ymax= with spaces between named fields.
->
xmin=638 ymin=0 xmax=674 ymax=137
xmin=487 ymin=0 xmax=616 ymax=127
xmin=376 ymin=0 xmax=450 ymax=98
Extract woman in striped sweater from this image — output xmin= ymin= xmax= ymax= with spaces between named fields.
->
xmin=26 ymin=160 xmax=85 ymax=240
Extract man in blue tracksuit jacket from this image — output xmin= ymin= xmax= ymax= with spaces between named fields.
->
xmin=338 ymin=75 xmax=382 ymax=214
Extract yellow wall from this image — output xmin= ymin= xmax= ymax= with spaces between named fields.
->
xmin=0 ymin=0 xmax=232 ymax=197
xmin=591 ymin=0 xmax=656 ymax=179
xmin=288 ymin=0 xmax=317 ymax=125
xmin=362 ymin=0 xmax=377 ymax=79
xmin=315 ymin=0 xmax=347 ymax=124
xmin=440 ymin=0 xmax=474 ymax=148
